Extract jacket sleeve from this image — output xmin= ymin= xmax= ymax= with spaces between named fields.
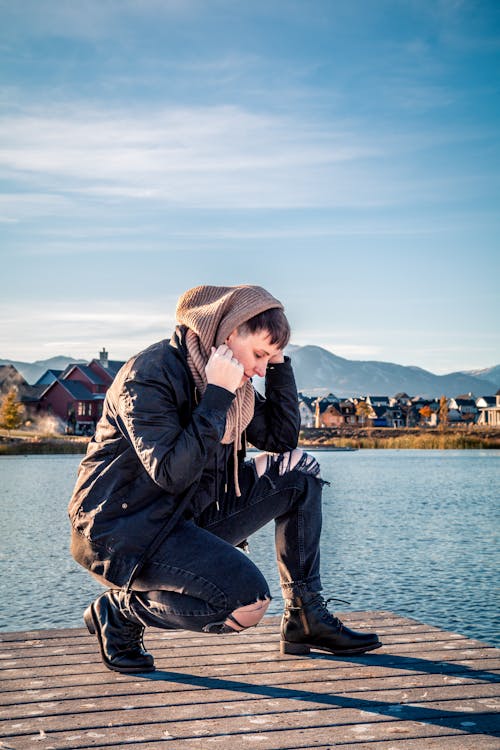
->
xmin=246 ymin=356 xmax=300 ymax=452
xmin=117 ymin=374 xmax=234 ymax=497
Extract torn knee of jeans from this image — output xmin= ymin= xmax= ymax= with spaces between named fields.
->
xmin=280 ymin=450 xmax=324 ymax=479
xmin=255 ymin=449 xmax=305 ymax=478
xmin=298 ymin=451 xmax=333 ymax=487
xmin=254 ymin=449 xmax=329 ymax=486
xmin=287 ymin=450 xmax=330 ymax=487
xmin=202 ymin=595 xmax=271 ymax=634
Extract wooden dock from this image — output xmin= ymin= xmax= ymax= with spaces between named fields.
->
xmin=1 ymin=611 xmax=499 ymax=749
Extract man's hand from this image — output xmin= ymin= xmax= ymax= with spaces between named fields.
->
xmin=206 ymin=345 xmax=244 ymax=393
xmin=268 ymin=351 xmax=285 ymax=364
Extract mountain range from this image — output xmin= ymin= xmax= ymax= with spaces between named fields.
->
xmin=0 ymin=356 xmax=86 ymax=385
xmin=284 ymin=346 xmax=499 ymax=398
xmin=1 ymin=349 xmax=498 ymax=400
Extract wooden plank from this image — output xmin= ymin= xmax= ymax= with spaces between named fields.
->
xmin=0 ymin=612 xmax=498 ymax=750
xmin=0 ymin=611 xmax=428 ymax=642
xmin=0 ymin=628 xmax=498 ymax=670
xmin=1 ymin=670 xmax=496 ymax=708
xmin=1 ymin=681 xmax=499 ymax=725
xmin=1 ymin=710 xmax=499 ymax=749
xmin=0 ymin=624 xmax=481 ymax=661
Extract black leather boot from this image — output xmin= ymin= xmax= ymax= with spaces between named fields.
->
xmin=280 ymin=592 xmax=382 ymax=656
xmin=84 ymin=590 xmax=155 ymax=673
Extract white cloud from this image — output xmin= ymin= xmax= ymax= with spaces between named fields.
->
xmin=2 ymin=97 xmax=495 ymax=222
xmin=0 ymin=301 xmax=177 ymax=361
xmin=0 ymin=103 xmax=391 ymax=212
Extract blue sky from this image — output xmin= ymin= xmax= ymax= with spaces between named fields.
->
xmin=1 ymin=0 xmax=499 ymax=373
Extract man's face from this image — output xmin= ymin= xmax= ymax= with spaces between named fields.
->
xmin=226 ymin=328 xmax=282 ymax=385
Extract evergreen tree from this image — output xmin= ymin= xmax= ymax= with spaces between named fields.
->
xmin=0 ymin=389 xmax=24 ymax=431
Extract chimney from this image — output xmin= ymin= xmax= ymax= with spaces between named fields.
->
xmin=99 ymin=347 xmax=109 ymax=368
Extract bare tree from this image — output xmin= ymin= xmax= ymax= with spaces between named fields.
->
xmin=439 ymin=395 xmax=449 ymax=428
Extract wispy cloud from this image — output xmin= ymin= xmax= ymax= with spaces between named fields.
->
xmin=0 ymin=301 xmax=177 ymax=361
xmin=0 ymin=103 xmax=392 ymax=212
xmin=3 ymin=99 xmax=492 ymax=220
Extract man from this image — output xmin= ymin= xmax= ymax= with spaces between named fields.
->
xmin=69 ymin=284 xmax=381 ymax=672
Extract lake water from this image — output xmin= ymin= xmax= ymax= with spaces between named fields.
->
xmin=0 ymin=450 xmax=498 ymax=645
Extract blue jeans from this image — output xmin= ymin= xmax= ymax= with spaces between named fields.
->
xmin=126 ymin=452 xmax=324 ymax=632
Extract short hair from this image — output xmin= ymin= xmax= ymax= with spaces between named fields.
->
xmin=237 ymin=308 xmax=291 ymax=349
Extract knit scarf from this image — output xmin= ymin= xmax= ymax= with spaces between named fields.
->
xmin=175 ymin=285 xmax=284 ymax=496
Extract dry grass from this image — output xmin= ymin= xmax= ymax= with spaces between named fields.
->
xmin=0 ymin=428 xmax=89 ymax=454
xmin=300 ymin=427 xmax=500 ymax=450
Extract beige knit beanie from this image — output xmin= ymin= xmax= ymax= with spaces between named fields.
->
xmin=176 ymin=284 xmax=284 ymax=354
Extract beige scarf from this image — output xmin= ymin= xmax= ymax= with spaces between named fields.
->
xmin=176 ymin=285 xmax=284 ymax=496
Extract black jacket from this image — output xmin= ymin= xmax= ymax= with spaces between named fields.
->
xmin=68 ymin=332 xmax=300 ymax=587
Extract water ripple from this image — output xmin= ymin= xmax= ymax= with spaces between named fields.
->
xmin=0 ymin=450 xmax=498 ymax=645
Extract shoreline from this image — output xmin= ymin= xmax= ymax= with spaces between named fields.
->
xmin=1 ymin=426 xmax=500 ymax=454
xmin=300 ymin=426 xmax=500 ymax=450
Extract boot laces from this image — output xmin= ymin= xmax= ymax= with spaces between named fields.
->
xmin=122 ymin=620 xmax=146 ymax=650
xmin=313 ymin=595 xmax=351 ymax=629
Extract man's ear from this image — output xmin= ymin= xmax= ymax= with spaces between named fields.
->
xmin=226 ymin=328 xmax=239 ymax=345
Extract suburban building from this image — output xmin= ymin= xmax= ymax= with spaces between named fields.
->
xmin=2 ymin=355 xmax=499 ymax=433
xmin=298 ymin=393 xmax=315 ymax=427
xmin=36 ymin=348 xmax=125 ymax=434
xmin=448 ymin=394 xmax=479 ymax=423
xmin=0 ymin=364 xmax=45 ymax=420
xmin=0 ymin=364 xmax=26 ymax=397
xmin=313 ymin=396 xmax=360 ymax=428
xmin=477 ymin=390 xmax=500 ymax=426
xmin=88 ymin=348 xmax=127 ymax=384
xmin=366 ymin=396 xmax=390 ymax=408
xmin=34 ymin=369 xmax=64 ymax=386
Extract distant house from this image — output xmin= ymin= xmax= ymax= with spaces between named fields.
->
xmin=322 ymin=392 xmax=339 ymax=404
xmin=363 ymin=396 xmax=407 ymax=427
xmin=367 ymin=405 xmax=386 ymax=427
xmin=315 ymin=396 xmax=343 ymax=427
xmin=0 ymin=364 xmax=45 ymax=420
xmin=298 ymin=393 xmax=315 ymax=428
xmin=392 ymin=392 xmax=412 ymax=406
xmin=476 ymin=396 xmax=496 ymax=409
xmin=34 ymin=348 xmax=125 ymax=435
xmin=387 ymin=403 xmax=404 ymax=428
xmin=366 ymin=396 xmax=390 ymax=408
xmin=34 ymin=369 xmax=64 ymax=386
xmin=338 ymin=399 xmax=358 ymax=425
xmin=477 ymin=390 xmax=500 ymax=426
xmin=88 ymin=348 xmax=125 ymax=384
xmin=39 ymin=379 xmax=105 ymax=434
xmin=448 ymin=394 xmax=478 ymax=423
xmin=19 ymin=384 xmax=46 ymax=420
xmin=0 ymin=364 xmax=26 ymax=396
xmin=314 ymin=395 xmax=360 ymax=427
xmin=64 ymin=364 xmax=108 ymax=394
xmin=389 ymin=393 xmax=419 ymax=426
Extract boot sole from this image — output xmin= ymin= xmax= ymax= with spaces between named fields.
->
xmin=280 ymin=639 xmax=382 ymax=656
xmin=83 ymin=604 xmax=155 ymax=674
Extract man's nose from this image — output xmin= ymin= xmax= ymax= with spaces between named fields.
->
xmin=254 ymin=363 xmax=267 ymax=377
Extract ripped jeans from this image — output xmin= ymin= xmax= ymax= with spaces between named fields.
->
xmin=126 ymin=450 xmax=325 ymax=633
